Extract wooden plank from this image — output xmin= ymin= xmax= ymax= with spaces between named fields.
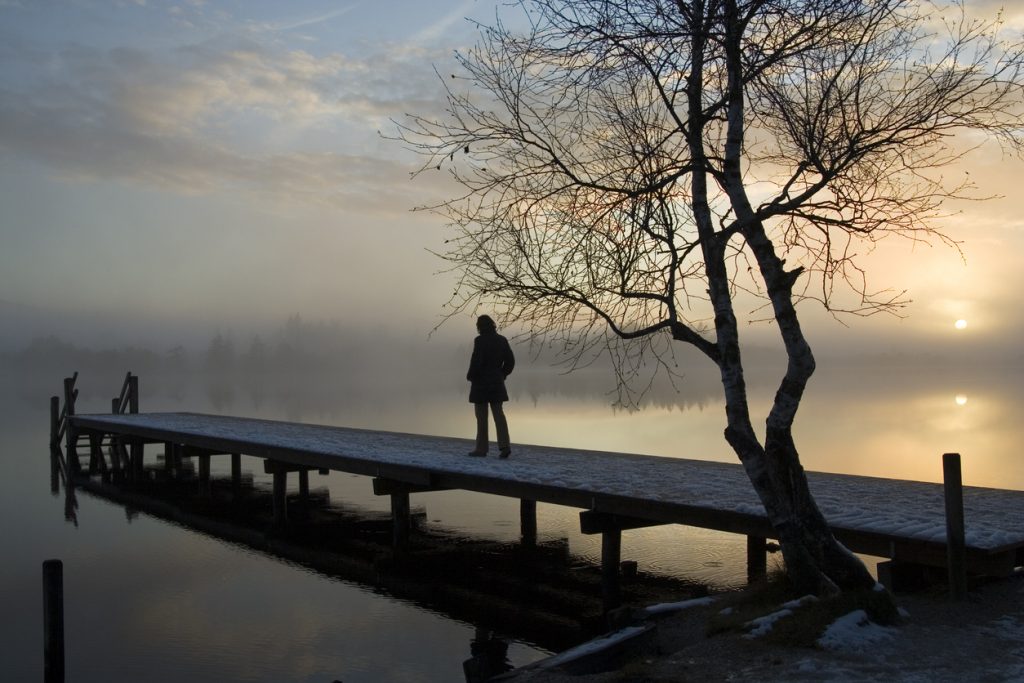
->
xmin=264 ymin=460 xmax=327 ymax=474
xmin=372 ymin=478 xmax=447 ymax=496
xmin=580 ymin=510 xmax=670 ymax=535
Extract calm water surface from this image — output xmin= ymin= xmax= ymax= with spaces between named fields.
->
xmin=3 ymin=359 xmax=1022 ymax=681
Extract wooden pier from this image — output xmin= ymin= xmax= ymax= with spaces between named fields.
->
xmin=52 ymin=374 xmax=1024 ymax=606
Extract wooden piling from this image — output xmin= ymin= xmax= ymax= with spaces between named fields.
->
xmin=601 ymin=529 xmax=622 ymax=612
xmin=50 ymin=447 xmax=60 ymax=495
xmin=88 ymin=433 xmax=107 ymax=476
xmin=198 ymin=454 xmax=211 ymax=496
xmin=164 ymin=443 xmax=175 ymax=475
xmin=42 ymin=559 xmax=64 ymax=683
xmin=272 ymin=470 xmax=288 ymax=525
xmin=520 ymin=499 xmax=537 ymax=547
xmin=391 ymin=491 xmax=411 ymax=551
xmin=63 ymin=377 xmax=76 ymax=457
xmin=50 ymin=397 xmax=60 ymax=448
xmin=131 ymin=438 xmax=143 ymax=480
xmin=943 ymin=452 xmax=968 ymax=599
xmin=231 ymin=453 xmax=242 ymax=490
xmin=746 ymin=535 xmax=767 ymax=583
xmin=298 ymin=469 xmax=310 ymax=501
xmin=128 ymin=374 xmax=139 ymax=414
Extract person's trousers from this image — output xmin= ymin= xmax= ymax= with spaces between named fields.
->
xmin=474 ymin=401 xmax=510 ymax=453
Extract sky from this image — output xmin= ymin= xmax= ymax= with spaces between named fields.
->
xmin=1 ymin=0 xmax=1022 ymax=359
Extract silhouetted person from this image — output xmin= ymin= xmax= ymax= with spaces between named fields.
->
xmin=466 ymin=315 xmax=514 ymax=457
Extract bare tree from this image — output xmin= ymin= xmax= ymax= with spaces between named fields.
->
xmin=397 ymin=0 xmax=1024 ymax=594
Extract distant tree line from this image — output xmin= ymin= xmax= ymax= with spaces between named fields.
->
xmin=0 ymin=315 xmax=369 ymax=377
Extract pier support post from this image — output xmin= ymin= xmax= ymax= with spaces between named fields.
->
xmin=88 ymin=433 xmax=107 ymax=477
xmin=943 ymin=452 xmax=967 ymax=600
xmin=298 ymin=469 xmax=310 ymax=502
xmin=746 ymin=535 xmax=767 ymax=583
xmin=198 ymin=454 xmax=211 ymax=496
xmin=43 ymin=559 xmax=64 ymax=683
xmin=520 ymin=499 xmax=537 ymax=548
xmin=231 ymin=453 xmax=242 ymax=491
xmin=601 ymin=529 xmax=622 ymax=613
xmin=579 ymin=511 xmax=669 ymax=612
xmin=131 ymin=438 xmax=144 ymax=480
xmin=391 ymin=492 xmax=411 ymax=552
xmin=272 ymin=470 xmax=288 ymax=526
xmin=63 ymin=377 xmax=76 ymax=459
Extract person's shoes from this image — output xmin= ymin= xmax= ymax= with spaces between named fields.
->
xmin=498 ymin=447 xmax=511 ymax=459
xmin=468 ymin=450 xmax=487 ymax=457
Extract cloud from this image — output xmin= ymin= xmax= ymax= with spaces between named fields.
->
xmin=409 ymin=0 xmax=479 ymax=46
xmin=256 ymin=5 xmax=359 ymax=33
xmin=0 ymin=30 xmax=454 ymax=213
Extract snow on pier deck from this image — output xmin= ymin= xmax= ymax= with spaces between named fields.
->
xmin=70 ymin=412 xmax=1024 ymax=576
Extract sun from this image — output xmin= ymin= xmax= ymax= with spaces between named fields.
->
xmin=954 ymin=319 xmax=968 ymax=330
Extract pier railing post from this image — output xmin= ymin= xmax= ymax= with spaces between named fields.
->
xmin=128 ymin=374 xmax=139 ymax=414
xmin=943 ymin=452 xmax=968 ymax=600
xmin=42 ymin=559 xmax=64 ymax=683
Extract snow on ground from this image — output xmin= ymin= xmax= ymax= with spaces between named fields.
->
xmin=640 ymin=595 xmax=717 ymax=617
xmin=77 ymin=412 xmax=1024 ymax=551
xmin=743 ymin=595 xmax=819 ymax=638
xmin=507 ymin=575 xmax=1024 ymax=682
xmin=816 ymin=609 xmax=897 ymax=652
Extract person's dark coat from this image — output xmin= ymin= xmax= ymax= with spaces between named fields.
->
xmin=467 ymin=331 xmax=515 ymax=403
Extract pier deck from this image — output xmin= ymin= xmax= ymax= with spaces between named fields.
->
xmin=68 ymin=412 xmax=1024 ymax=586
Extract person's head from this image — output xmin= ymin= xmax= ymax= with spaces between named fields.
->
xmin=476 ymin=315 xmax=497 ymax=334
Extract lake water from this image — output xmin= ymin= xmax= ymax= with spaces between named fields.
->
xmin=3 ymin=358 xmax=1022 ymax=681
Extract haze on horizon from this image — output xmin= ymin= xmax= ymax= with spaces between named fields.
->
xmin=1 ymin=0 xmax=1023 ymax=363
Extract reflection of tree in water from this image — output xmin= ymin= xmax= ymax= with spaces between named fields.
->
xmin=204 ymin=380 xmax=235 ymax=413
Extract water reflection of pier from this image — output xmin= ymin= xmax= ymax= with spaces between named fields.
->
xmin=48 ymin=436 xmax=700 ymax=657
